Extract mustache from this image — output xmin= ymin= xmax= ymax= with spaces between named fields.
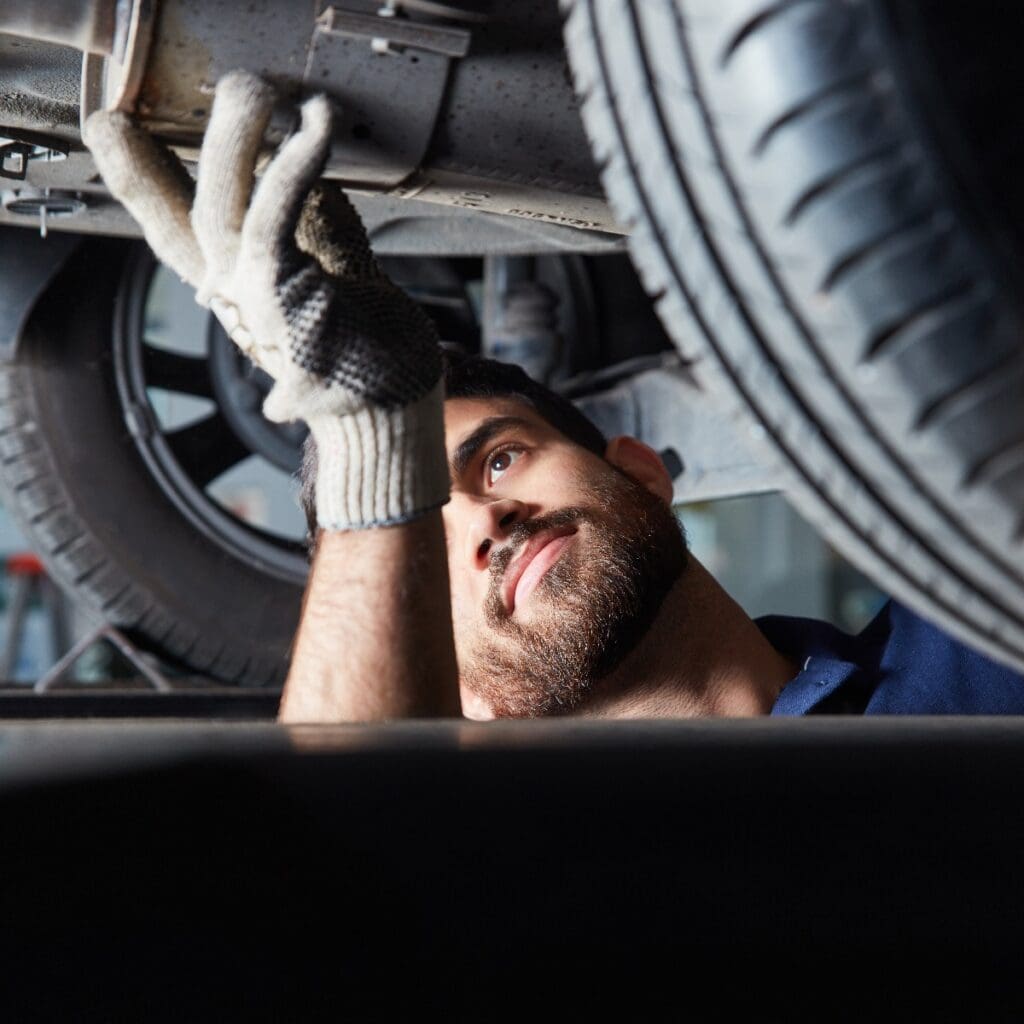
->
xmin=488 ymin=507 xmax=586 ymax=586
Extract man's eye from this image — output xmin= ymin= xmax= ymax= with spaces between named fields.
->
xmin=486 ymin=448 xmax=523 ymax=485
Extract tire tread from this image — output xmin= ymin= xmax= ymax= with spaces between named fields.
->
xmin=563 ymin=0 xmax=1024 ymax=670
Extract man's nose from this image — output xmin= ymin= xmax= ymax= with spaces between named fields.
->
xmin=466 ymin=498 xmax=529 ymax=570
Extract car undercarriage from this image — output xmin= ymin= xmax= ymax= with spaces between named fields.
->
xmin=1 ymin=2 xmax=1023 ymax=1012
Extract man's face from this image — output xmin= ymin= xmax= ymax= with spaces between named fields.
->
xmin=442 ymin=397 xmax=687 ymax=719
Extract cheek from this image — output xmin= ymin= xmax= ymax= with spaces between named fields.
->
xmin=447 ymin=565 xmax=481 ymax=633
xmin=540 ymin=460 xmax=602 ymax=507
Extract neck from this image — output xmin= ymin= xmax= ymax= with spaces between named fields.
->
xmin=575 ymin=558 xmax=797 ymax=719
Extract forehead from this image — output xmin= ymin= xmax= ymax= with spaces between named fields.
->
xmin=443 ymin=396 xmax=549 ymax=451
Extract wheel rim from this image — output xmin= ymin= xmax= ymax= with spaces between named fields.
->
xmin=113 ymin=248 xmax=311 ymax=584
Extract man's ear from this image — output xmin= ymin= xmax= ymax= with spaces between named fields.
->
xmin=604 ymin=435 xmax=675 ymax=504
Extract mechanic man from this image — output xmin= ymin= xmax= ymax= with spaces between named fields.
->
xmin=84 ymin=72 xmax=1024 ymax=721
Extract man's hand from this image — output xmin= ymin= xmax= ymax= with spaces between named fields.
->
xmin=83 ymin=71 xmax=449 ymax=531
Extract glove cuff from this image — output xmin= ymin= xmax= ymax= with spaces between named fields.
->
xmin=307 ymin=381 xmax=450 ymax=531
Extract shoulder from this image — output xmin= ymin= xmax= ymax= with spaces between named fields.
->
xmin=865 ymin=600 xmax=1024 ymax=713
xmin=756 ymin=604 xmax=885 ymax=665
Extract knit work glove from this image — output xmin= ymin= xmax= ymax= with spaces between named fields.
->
xmin=82 ymin=71 xmax=448 ymax=530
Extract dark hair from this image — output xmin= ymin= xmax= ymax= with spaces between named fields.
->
xmin=298 ymin=345 xmax=607 ymax=547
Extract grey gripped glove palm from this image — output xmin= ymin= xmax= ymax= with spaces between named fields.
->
xmin=82 ymin=71 xmax=448 ymax=531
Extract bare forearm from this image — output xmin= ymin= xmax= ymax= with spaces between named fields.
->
xmin=278 ymin=513 xmax=461 ymax=722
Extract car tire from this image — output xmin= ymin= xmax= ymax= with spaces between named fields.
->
xmin=563 ymin=0 xmax=1024 ymax=671
xmin=0 ymin=238 xmax=303 ymax=687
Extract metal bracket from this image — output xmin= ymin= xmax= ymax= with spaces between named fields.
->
xmin=376 ymin=0 xmax=489 ymax=25
xmin=0 ymin=128 xmax=68 ymax=182
xmin=304 ymin=5 xmax=472 ymax=188
xmin=34 ymin=620 xmax=175 ymax=694
xmin=2 ymin=187 xmax=88 ymax=238
xmin=321 ymin=7 xmax=471 ymax=57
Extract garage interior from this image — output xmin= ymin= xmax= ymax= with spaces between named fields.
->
xmin=1 ymin=0 xmax=1024 ymax=1018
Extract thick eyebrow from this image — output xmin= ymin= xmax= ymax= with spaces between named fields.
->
xmin=450 ymin=415 xmax=532 ymax=480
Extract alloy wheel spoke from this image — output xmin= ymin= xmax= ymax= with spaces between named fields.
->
xmin=165 ymin=411 xmax=251 ymax=489
xmin=142 ymin=342 xmax=215 ymax=399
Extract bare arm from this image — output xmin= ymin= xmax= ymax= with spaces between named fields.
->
xmin=279 ymin=514 xmax=461 ymax=722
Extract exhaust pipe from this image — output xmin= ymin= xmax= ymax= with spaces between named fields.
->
xmin=0 ymin=0 xmax=621 ymax=236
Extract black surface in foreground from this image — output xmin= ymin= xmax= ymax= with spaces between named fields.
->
xmin=0 ymin=684 xmax=280 ymax=719
xmin=1 ymin=717 xmax=1022 ymax=1018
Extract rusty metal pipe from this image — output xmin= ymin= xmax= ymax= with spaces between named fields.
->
xmin=0 ymin=0 xmax=131 ymax=57
xmin=120 ymin=0 xmax=617 ymax=232
xmin=3 ymin=0 xmax=622 ymax=236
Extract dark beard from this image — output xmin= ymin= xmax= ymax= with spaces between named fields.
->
xmin=463 ymin=468 xmax=688 ymax=718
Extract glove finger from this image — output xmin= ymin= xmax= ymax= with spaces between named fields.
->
xmin=241 ymin=93 xmax=334 ymax=264
xmin=192 ymin=71 xmax=275 ymax=268
xmin=296 ymin=182 xmax=378 ymax=280
xmin=83 ymin=110 xmax=204 ymax=287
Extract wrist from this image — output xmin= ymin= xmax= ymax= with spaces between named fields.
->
xmin=307 ymin=381 xmax=450 ymax=531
